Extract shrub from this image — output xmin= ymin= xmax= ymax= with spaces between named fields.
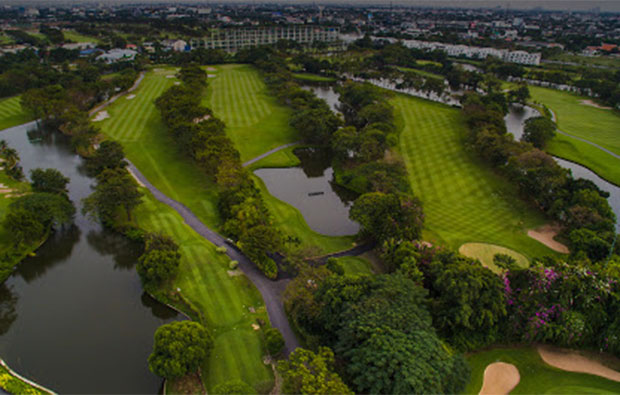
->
xmin=229 ymin=260 xmax=239 ymax=270
xmin=326 ymin=258 xmax=344 ymax=275
xmin=258 ymin=257 xmax=278 ymax=280
xmin=212 ymin=380 xmax=257 ymax=395
xmin=264 ymin=327 xmax=285 ymax=356
xmin=216 ymin=246 xmax=227 ymax=254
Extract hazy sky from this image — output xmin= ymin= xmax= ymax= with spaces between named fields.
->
xmin=6 ymin=0 xmax=620 ymax=12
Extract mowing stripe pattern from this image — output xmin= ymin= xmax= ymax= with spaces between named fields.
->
xmin=0 ymin=96 xmax=32 ymax=131
xmin=394 ymin=95 xmax=552 ymax=258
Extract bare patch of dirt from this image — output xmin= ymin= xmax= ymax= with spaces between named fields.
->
xmin=528 ymin=224 xmax=569 ymax=254
xmin=580 ymin=99 xmax=612 ymax=110
xmin=206 ymin=67 xmax=217 ymax=71
xmin=193 ymin=114 xmax=211 ymax=124
xmin=479 ymin=362 xmax=520 ymax=395
xmin=538 ymin=345 xmax=620 ymax=382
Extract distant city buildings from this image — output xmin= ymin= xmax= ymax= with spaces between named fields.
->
xmin=190 ymin=26 xmax=340 ymax=52
xmin=96 ymin=48 xmax=137 ymax=64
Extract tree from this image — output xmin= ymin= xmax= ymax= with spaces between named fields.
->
xmin=3 ymin=209 xmax=44 ymax=247
xmin=523 ymin=116 xmax=556 ymax=149
xmin=137 ymin=249 xmax=181 ymax=286
xmin=277 ymin=347 xmax=352 ymax=395
xmin=350 ymin=192 xmax=424 ymax=243
xmin=509 ymin=85 xmax=530 ymax=104
xmin=211 ymin=380 xmax=257 ymax=395
xmin=82 ymin=168 xmax=143 ymax=224
xmin=10 ymin=193 xmax=75 ymax=230
xmin=30 ymin=168 xmax=70 ymax=195
xmin=86 ymin=141 xmax=127 ymax=175
xmin=289 ymin=107 xmax=341 ymax=145
xmin=264 ymin=327 xmax=285 ymax=356
xmin=148 ymin=321 xmax=213 ymax=379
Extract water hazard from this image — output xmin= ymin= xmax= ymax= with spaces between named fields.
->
xmin=254 ymin=148 xmax=359 ymax=236
xmin=0 ymin=122 xmax=180 ymax=393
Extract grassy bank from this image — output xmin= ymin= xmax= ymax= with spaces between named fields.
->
xmin=97 ymin=67 xmax=221 ymax=229
xmin=529 ymin=86 xmax=620 ymax=185
xmin=393 ymin=93 xmax=557 ymax=260
xmin=0 ymin=359 xmax=52 ymax=395
xmin=465 ymin=347 xmax=620 ymax=394
xmin=205 ymin=64 xmax=297 ymax=163
xmin=0 ymin=96 xmax=33 ymax=131
xmin=292 ymin=73 xmax=336 ymax=83
xmin=134 ymin=190 xmax=274 ymax=392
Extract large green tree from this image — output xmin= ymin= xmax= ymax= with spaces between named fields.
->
xmin=86 ymin=141 xmax=127 ymax=175
xmin=523 ymin=116 xmax=556 ymax=149
xmin=148 ymin=321 xmax=213 ymax=379
xmin=82 ymin=168 xmax=143 ymax=224
xmin=30 ymin=168 xmax=70 ymax=195
xmin=277 ymin=347 xmax=352 ymax=395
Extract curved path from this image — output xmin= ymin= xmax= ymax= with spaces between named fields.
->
xmin=88 ymin=72 xmax=146 ymax=117
xmin=242 ymin=142 xmax=300 ymax=167
xmin=126 ymin=162 xmax=300 ymax=355
xmin=549 ymin=108 xmax=620 ymax=161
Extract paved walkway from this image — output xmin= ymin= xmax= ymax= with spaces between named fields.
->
xmin=242 ymin=142 xmax=300 ymax=167
xmin=88 ymin=72 xmax=145 ymax=117
xmin=126 ymin=162 xmax=301 ymax=355
xmin=549 ymin=109 xmax=620 ymax=161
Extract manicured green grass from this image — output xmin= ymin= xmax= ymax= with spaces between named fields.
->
xmin=547 ymin=133 xmax=620 ymax=186
xmin=134 ymin=190 xmax=273 ymax=392
xmin=292 ymin=73 xmax=336 ymax=83
xmin=334 ymin=256 xmax=374 ymax=276
xmin=247 ymin=145 xmax=301 ymax=170
xmin=459 ymin=243 xmax=529 ymax=273
xmin=62 ymin=30 xmax=100 ymax=44
xmin=97 ymin=68 xmax=221 ymax=229
xmin=529 ymin=86 xmax=620 ymax=184
xmin=0 ymin=96 xmax=33 ymax=131
xmin=252 ymin=175 xmax=354 ymax=254
xmin=465 ymin=347 xmax=620 ymax=394
xmin=393 ymin=94 xmax=557 ymax=260
xmin=0 ymin=361 xmax=50 ymax=395
xmin=205 ymin=64 xmax=297 ymax=162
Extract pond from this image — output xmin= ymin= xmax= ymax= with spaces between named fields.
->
xmin=0 ymin=122 xmax=180 ymax=394
xmin=504 ymin=106 xmax=620 ymax=232
xmin=254 ymin=148 xmax=359 ymax=237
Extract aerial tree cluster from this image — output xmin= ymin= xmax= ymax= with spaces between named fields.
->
xmin=137 ymin=232 xmax=181 ymax=290
xmin=462 ymin=92 xmax=617 ymax=261
xmin=155 ymin=64 xmax=281 ymax=279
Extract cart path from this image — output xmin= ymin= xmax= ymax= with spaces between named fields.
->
xmin=242 ymin=142 xmax=300 ymax=167
xmin=126 ymin=161 xmax=301 ymax=356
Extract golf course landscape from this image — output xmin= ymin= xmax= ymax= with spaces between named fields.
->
xmin=393 ymin=93 xmax=559 ymax=264
xmin=529 ymin=86 xmax=620 ymax=186
xmin=466 ymin=347 xmax=620 ymax=394
xmin=0 ymin=96 xmax=32 ymax=131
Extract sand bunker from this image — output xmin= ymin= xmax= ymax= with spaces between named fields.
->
xmin=165 ymin=74 xmax=175 ymax=79
xmin=206 ymin=67 xmax=216 ymax=71
xmin=174 ymin=81 xmax=181 ymax=85
xmin=193 ymin=114 xmax=211 ymax=124
xmin=208 ymin=74 xmax=216 ymax=78
xmin=127 ymin=168 xmax=145 ymax=188
xmin=479 ymin=362 xmax=520 ymax=395
xmin=580 ymin=100 xmax=612 ymax=110
xmin=538 ymin=346 xmax=620 ymax=382
xmin=528 ymin=224 xmax=569 ymax=254
xmin=126 ymin=94 xmax=136 ymax=100
xmin=92 ymin=111 xmax=110 ymax=122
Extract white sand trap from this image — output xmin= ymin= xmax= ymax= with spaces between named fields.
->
xmin=580 ymin=100 xmax=612 ymax=110
xmin=528 ymin=224 xmax=569 ymax=254
xmin=479 ymin=362 xmax=520 ymax=395
xmin=174 ymin=81 xmax=181 ymax=85
xmin=92 ymin=111 xmax=110 ymax=122
xmin=126 ymin=94 xmax=136 ymax=100
xmin=538 ymin=346 xmax=620 ymax=382
xmin=153 ymin=68 xmax=163 ymax=73
xmin=165 ymin=74 xmax=175 ymax=79
xmin=208 ymin=74 xmax=216 ymax=78
xmin=193 ymin=114 xmax=211 ymax=124
xmin=206 ymin=67 xmax=216 ymax=71
xmin=127 ymin=168 xmax=145 ymax=188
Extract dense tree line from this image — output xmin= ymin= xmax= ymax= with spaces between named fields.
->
xmin=462 ymin=92 xmax=618 ymax=263
xmin=155 ymin=64 xmax=282 ymax=279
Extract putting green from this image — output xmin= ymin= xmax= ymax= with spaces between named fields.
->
xmin=466 ymin=347 xmax=620 ymax=394
xmin=459 ymin=243 xmax=529 ymax=273
xmin=205 ymin=64 xmax=297 ymax=162
xmin=529 ymin=86 xmax=620 ymax=185
xmin=134 ymin=190 xmax=273 ymax=392
xmin=0 ymin=96 xmax=33 ymax=131
xmin=393 ymin=93 xmax=557 ymax=260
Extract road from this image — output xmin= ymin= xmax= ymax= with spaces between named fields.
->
xmin=126 ymin=162 xmax=301 ymax=355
